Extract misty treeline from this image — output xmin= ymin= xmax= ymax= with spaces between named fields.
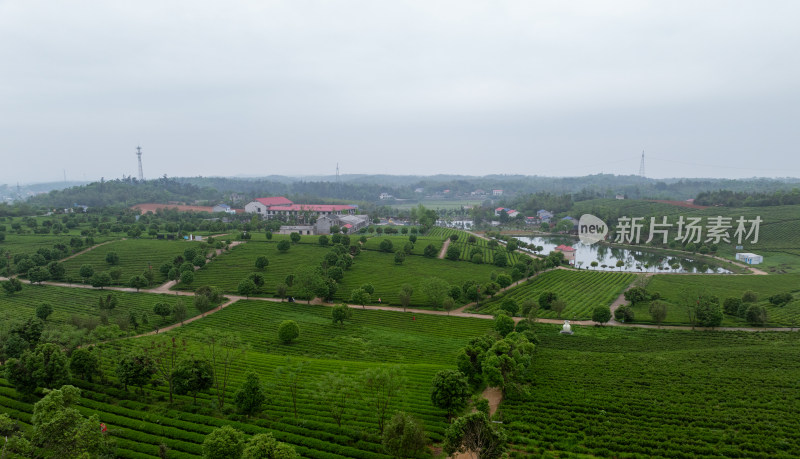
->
xmin=695 ymin=189 xmax=800 ymax=207
xmin=14 ymin=174 xmax=800 ymax=212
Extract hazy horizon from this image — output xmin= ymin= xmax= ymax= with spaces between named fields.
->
xmin=2 ymin=1 xmax=798 ymax=183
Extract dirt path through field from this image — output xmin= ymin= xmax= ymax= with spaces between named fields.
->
xmin=60 ymin=239 xmax=121 ymax=262
xmin=438 ymin=238 xmax=451 ymax=259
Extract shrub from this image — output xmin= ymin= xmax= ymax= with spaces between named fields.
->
xmin=278 ymin=320 xmax=299 ymax=344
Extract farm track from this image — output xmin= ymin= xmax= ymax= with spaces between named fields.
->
xmin=60 ymin=239 xmax=122 ymax=261
xmin=1 ymin=271 xmax=793 ymax=333
xmin=438 ymin=238 xmax=451 ymax=259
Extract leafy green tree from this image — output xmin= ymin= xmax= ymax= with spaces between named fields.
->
xmin=382 ymin=411 xmax=426 ymax=459
xmin=105 ymin=251 xmax=119 ymax=265
xmin=496 ymin=273 xmax=512 ymax=288
xmin=69 ymin=347 xmax=100 ymax=382
xmin=443 ymin=296 xmax=456 ymax=315
xmin=277 ymin=240 xmax=290 ymax=252
xmin=332 ymin=303 xmax=352 ymax=327
xmin=696 ymin=295 xmax=723 ymax=327
xmin=294 ymin=267 xmax=325 ymax=304
xmin=538 ymin=291 xmax=558 ymax=310
xmin=443 ymin=412 xmax=507 ymax=459
xmin=614 ymin=305 xmax=635 ymax=322
xmin=34 ymin=343 xmax=72 ymax=389
xmin=592 ymin=305 xmax=612 ymax=325
xmin=149 ymin=336 xmax=188 ymax=403
xmin=180 ymin=270 xmax=195 ymax=286
xmin=421 ymin=277 xmax=449 ymax=309
xmin=362 ymin=366 xmax=407 ymax=434
xmin=499 ymin=298 xmax=518 ymax=317
xmin=234 ymin=372 xmax=266 ymax=416
xmin=275 ymin=360 xmax=307 ymax=419
xmin=379 ymin=239 xmax=394 ymax=253
xmin=79 ymin=264 xmax=94 ymax=283
xmin=423 ymin=244 xmax=437 ymax=258
xmin=275 ymin=282 xmax=288 ymax=301
xmin=172 ymin=300 xmax=188 ymax=324
xmin=746 ymin=304 xmax=767 ymax=326
xmin=36 ymin=302 xmax=54 ymax=321
xmin=153 ymin=302 xmax=173 ymax=323
xmin=551 ymin=299 xmax=567 ymax=319
xmin=394 ymin=250 xmax=406 ymax=264
xmin=318 ymin=235 xmax=329 ymax=246
xmin=314 ymin=372 xmax=355 ymax=427
xmin=398 ymin=284 xmax=413 ymax=312
xmin=624 ymin=287 xmax=648 ymax=305
xmin=4 ymin=352 xmax=38 ymax=396
xmin=31 ymin=385 xmax=109 ymax=458
xmin=649 ymin=300 xmax=668 ymax=326
xmin=28 ymin=266 xmax=50 ymax=284
xmin=742 ymin=290 xmax=758 ymax=303
xmin=446 ymin=244 xmax=461 ymax=261
xmin=203 ymin=331 xmax=247 ymax=409
xmin=288 ymin=232 xmax=301 ymax=244
xmin=2 ymin=277 xmax=23 ymax=295
xmin=350 ymin=287 xmax=371 ymax=309
xmin=278 ymin=320 xmax=299 ymax=344
xmin=202 ymin=425 xmax=245 ymax=459
xmin=238 ymin=278 xmax=257 ymax=298
xmin=494 ymin=313 xmax=515 ymax=337
xmin=129 ymin=275 xmax=148 ymax=291
xmin=173 ymin=358 xmax=214 ymax=404
xmin=242 ymin=433 xmax=300 ymax=459
xmin=89 ymin=271 xmax=112 ymax=289
xmin=3 ymin=333 xmax=29 ymax=360
xmin=255 ymin=256 xmax=269 ymax=270
xmin=430 ymin=369 xmax=470 ymax=419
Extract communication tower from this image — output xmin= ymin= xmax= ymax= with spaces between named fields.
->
xmin=638 ymin=151 xmax=645 ymax=177
xmin=136 ymin=146 xmax=144 ymax=181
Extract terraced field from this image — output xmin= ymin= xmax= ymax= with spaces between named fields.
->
xmin=0 ymin=300 xmax=495 ymax=458
xmin=630 ymin=274 xmax=800 ymax=326
xmin=0 ymin=284 xmax=197 ymax=334
xmin=333 ymin=250 xmax=510 ymax=306
xmin=182 ymin=241 xmax=328 ymax=294
xmin=475 ymin=269 xmax=635 ymax=319
xmin=502 ymin=325 xmax=800 ymax=458
xmin=59 ymin=239 xmax=198 ymax=284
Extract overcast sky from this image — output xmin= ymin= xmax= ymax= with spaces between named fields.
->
xmin=1 ymin=1 xmax=799 ymax=185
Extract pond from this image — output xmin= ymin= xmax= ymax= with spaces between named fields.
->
xmin=515 ymin=236 xmax=732 ymax=274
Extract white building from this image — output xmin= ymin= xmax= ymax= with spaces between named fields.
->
xmin=735 ymin=253 xmax=763 ymax=265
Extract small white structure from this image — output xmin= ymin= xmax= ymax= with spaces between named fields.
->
xmin=736 ymin=252 xmax=763 ymax=265
xmin=560 ymin=320 xmax=574 ymax=335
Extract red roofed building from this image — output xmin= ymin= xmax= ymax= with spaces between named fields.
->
xmin=554 ymin=244 xmax=576 ymax=264
xmin=245 ymin=196 xmax=357 ymax=221
xmin=254 ymin=196 xmax=293 ymax=207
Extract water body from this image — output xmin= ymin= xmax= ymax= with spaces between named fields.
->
xmin=516 ymin=236 xmax=732 ymax=274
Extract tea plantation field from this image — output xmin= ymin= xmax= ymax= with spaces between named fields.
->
xmin=501 ymin=325 xmax=800 ymax=458
xmin=60 ymin=239 xmax=201 ymax=284
xmin=629 ymin=274 xmax=800 ymax=326
xmin=0 ymin=300 xmax=495 ymax=458
xmin=0 ymin=284 xmax=198 ymax=334
xmin=331 ymin=250 xmax=509 ymax=306
xmin=475 ymin=269 xmax=635 ymax=319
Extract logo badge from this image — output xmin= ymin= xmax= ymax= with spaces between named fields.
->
xmin=578 ymin=214 xmax=607 ymax=245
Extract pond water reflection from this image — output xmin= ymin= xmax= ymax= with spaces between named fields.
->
xmin=515 ymin=236 xmax=732 ymax=274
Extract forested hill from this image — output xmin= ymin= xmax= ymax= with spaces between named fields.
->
xmin=26 ymin=178 xmax=220 ymax=208
xmin=20 ymin=174 xmax=800 ymax=209
xmin=695 ymin=189 xmax=800 ymax=207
